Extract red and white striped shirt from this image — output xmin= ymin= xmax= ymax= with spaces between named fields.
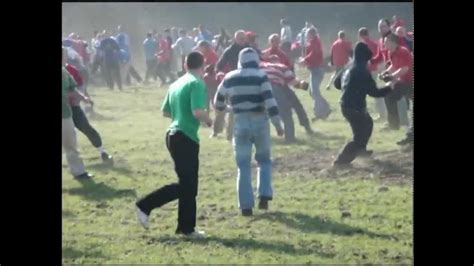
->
xmin=259 ymin=61 xmax=295 ymax=87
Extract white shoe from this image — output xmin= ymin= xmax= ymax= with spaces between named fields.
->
xmin=182 ymin=230 xmax=206 ymax=239
xmin=136 ymin=206 xmax=149 ymax=230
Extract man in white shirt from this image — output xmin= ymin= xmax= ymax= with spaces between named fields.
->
xmin=172 ymin=29 xmax=196 ymax=76
xmin=280 ymin=19 xmax=292 ymax=57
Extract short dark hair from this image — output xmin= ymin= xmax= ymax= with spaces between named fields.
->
xmin=338 ymin=31 xmax=345 ymax=39
xmin=164 ymin=28 xmax=170 ymax=33
xmin=358 ymin=27 xmax=369 ymax=37
xmin=179 ymin=29 xmax=186 ymax=35
xmin=385 ymin=33 xmax=399 ymax=44
xmin=380 ymin=18 xmax=391 ymax=27
xmin=146 ymin=32 xmax=152 ymax=38
xmin=186 ymin=51 xmax=204 ymax=70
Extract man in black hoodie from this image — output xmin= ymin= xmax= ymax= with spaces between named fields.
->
xmin=333 ymin=42 xmax=395 ymax=165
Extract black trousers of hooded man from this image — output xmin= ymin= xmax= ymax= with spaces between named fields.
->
xmin=333 ymin=42 xmax=392 ymax=165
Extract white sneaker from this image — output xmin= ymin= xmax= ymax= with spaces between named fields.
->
xmin=136 ymin=206 xmax=149 ymax=230
xmin=182 ymin=230 xmax=206 ymax=239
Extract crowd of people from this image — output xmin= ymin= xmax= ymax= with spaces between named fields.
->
xmin=62 ymin=15 xmax=413 ymax=238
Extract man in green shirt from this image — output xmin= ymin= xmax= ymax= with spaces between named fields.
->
xmin=136 ymin=51 xmax=212 ymax=238
xmin=62 ymin=47 xmax=93 ymax=179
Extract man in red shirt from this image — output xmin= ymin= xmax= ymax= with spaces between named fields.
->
xmin=391 ymin=15 xmax=406 ymax=32
xmin=261 ymin=34 xmax=293 ymax=69
xmin=298 ymin=27 xmax=331 ymax=120
xmin=196 ymin=40 xmax=218 ymax=67
xmin=156 ymin=32 xmax=176 ymax=87
xmin=359 ymin=27 xmax=387 ymax=121
xmin=381 ymin=33 xmax=413 ymax=131
xmin=325 ymin=30 xmax=353 ymax=90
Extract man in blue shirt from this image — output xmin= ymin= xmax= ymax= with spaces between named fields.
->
xmin=198 ymin=24 xmax=213 ymax=43
xmin=116 ymin=25 xmax=143 ymax=85
xmin=143 ymin=32 xmax=158 ymax=83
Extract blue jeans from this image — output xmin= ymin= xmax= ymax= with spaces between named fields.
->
xmin=309 ymin=67 xmax=331 ymax=118
xmin=232 ymin=113 xmax=273 ymax=210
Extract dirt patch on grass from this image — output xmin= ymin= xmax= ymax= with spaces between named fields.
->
xmin=273 ymin=149 xmax=413 ymax=183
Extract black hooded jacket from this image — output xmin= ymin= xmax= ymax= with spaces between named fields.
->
xmin=334 ymin=42 xmax=392 ymax=111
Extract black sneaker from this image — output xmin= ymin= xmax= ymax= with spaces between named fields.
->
xmin=258 ymin=199 xmax=269 ymax=210
xmin=241 ymin=209 xmax=253 ymax=216
xmin=74 ymin=172 xmax=93 ymax=179
xmin=101 ymin=152 xmax=114 ymax=164
xmin=357 ymin=149 xmax=373 ymax=157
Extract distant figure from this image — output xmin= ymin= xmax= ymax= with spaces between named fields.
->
xmin=136 ymin=51 xmax=212 ymax=238
xmin=299 ymin=21 xmax=313 ymax=56
xmin=116 ymin=25 xmax=143 ymax=85
xmin=214 ymin=47 xmax=284 ymax=216
xmin=196 ymin=40 xmax=218 ymax=67
xmin=391 ymin=15 xmax=406 ymax=31
xmin=298 ymin=27 xmax=331 ymax=120
xmin=332 ymin=42 xmax=394 ymax=166
xmin=143 ymin=32 xmax=158 ymax=83
xmin=192 ymin=27 xmax=200 ymax=43
xmin=280 ymin=19 xmax=292 ymax=57
xmin=172 ymin=29 xmax=196 ymax=77
xmin=215 ymin=27 xmax=231 ymax=54
xmin=198 ymin=24 xmax=213 ymax=42
xmin=358 ymin=27 xmax=387 ymax=121
xmin=100 ymin=34 xmax=122 ymax=90
xmin=156 ymin=30 xmax=176 ymax=86
xmin=325 ymin=30 xmax=353 ymax=90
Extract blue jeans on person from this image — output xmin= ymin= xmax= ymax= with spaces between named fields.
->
xmin=309 ymin=67 xmax=331 ymax=118
xmin=232 ymin=113 xmax=273 ymax=210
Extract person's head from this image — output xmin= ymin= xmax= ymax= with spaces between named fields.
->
xmin=378 ymin=18 xmax=391 ymax=35
xmin=198 ymin=24 xmax=204 ymax=32
xmin=179 ymin=29 xmax=187 ymax=37
xmin=268 ymin=33 xmax=280 ymax=48
xmin=280 ymin=19 xmax=288 ymax=27
xmin=395 ymin=26 xmax=406 ymax=38
xmin=246 ymin=31 xmax=257 ymax=45
xmin=358 ymin=27 xmax=370 ymax=40
xmin=146 ymin=32 xmax=152 ymax=39
xmin=384 ymin=33 xmax=400 ymax=52
xmin=353 ymin=41 xmax=373 ymax=64
xmin=234 ymin=30 xmax=247 ymax=46
xmin=392 ymin=15 xmax=398 ymax=22
xmin=338 ymin=30 xmax=346 ymax=40
xmin=197 ymin=40 xmax=211 ymax=52
xmin=193 ymin=27 xmax=200 ymax=37
xmin=306 ymin=27 xmax=318 ymax=40
xmin=305 ymin=21 xmax=311 ymax=28
xmin=117 ymin=25 xmax=123 ymax=32
xmin=185 ymin=51 xmax=205 ymax=75
xmin=164 ymin=29 xmax=171 ymax=37
xmin=238 ymin=47 xmax=260 ymax=69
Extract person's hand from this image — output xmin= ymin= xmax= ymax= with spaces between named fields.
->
xmin=82 ymin=96 xmax=92 ymax=104
xmin=276 ymin=127 xmax=285 ymax=137
xmin=206 ymin=118 xmax=213 ymax=128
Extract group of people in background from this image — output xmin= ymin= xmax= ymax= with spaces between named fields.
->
xmin=62 ymin=15 xmax=413 ymax=238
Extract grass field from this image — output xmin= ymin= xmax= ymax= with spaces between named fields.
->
xmin=62 ymin=67 xmax=413 ymax=264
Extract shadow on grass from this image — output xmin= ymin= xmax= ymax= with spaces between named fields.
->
xmin=146 ymin=235 xmax=335 ymax=257
xmin=272 ymin=132 xmax=346 ymax=149
xmin=63 ymin=178 xmax=136 ymax=202
xmin=251 ymin=211 xmax=392 ymax=239
xmin=88 ymin=111 xmax=116 ymax=121
xmin=63 ymin=246 xmax=108 ymax=260
xmin=87 ymin=162 xmax=134 ymax=176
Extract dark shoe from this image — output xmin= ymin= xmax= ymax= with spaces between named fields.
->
xmin=101 ymin=152 xmax=114 ymax=164
xmin=241 ymin=209 xmax=253 ymax=216
xmin=258 ymin=199 xmax=269 ymax=210
xmin=332 ymin=160 xmax=352 ymax=168
xmin=304 ymin=125 xmax=315 ymax=135
xmin=357 ymin=149 xmax=373 ymax=158
xmin=74 ymin=172 xmax=93 ymax=179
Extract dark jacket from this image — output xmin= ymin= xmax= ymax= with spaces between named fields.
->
xmin=215 ymin=43 xmax=246 ymax=72
xmin=334 ymin=42 xmax=391 ymax=111
xmin=100 ymin=37 xmax=121 ymax=67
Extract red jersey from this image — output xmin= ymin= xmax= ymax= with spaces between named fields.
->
xmin=303 ymin=36 xmax=324 ymax=68
xmin=203 ymin=49 xmax=218 ymax=66
xmin=370 ymin=37 xmax=390 ymax=68
xmin=330 ymin=38 xmax=352 ymax=67
xmin=261 ymin=46 xmax=292 ymax=69
xmin=158 ymin=38 xmax=171 ymax=62
xmin=361 ymin=36 xmax=379 ymax=72
xmin=259 ymin=61 xmax=295 ymax=87
xmin=389 ymin=46 xmax=413 ymax=84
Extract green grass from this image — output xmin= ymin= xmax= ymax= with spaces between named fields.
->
xmin=62 ymin=67 xmax=413 ymax=264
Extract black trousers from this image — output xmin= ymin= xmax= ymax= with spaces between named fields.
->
xmin=71 ymin=106 xmax=102 ymax=148
xmin=104 ymin=63 xmax=122 ymax=90
xmin=136 ymin=131 xmax=199 ymax=234
xmin=335 ymin=107 xmax=374 ymax=164
xmin=283 ymin=85 xmax=311 ymax=128
xmin=125 ymin=64 xmax=143 ymax=85
xmin=156 ymin=61 xmax=175 ymax=84
xmin=384 ymin=82 xmax=412 ymax=130
xmin=145 ymin=59 xmax=158 ymax=82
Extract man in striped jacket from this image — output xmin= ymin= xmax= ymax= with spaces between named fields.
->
xmin=214 ymin=48 xmax=284 ymax=216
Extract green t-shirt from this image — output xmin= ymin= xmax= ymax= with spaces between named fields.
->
xmin=161 ymin=72 xmax=208 ymax=143
xmin=62 ymin=67 xmax=77 ymax=118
